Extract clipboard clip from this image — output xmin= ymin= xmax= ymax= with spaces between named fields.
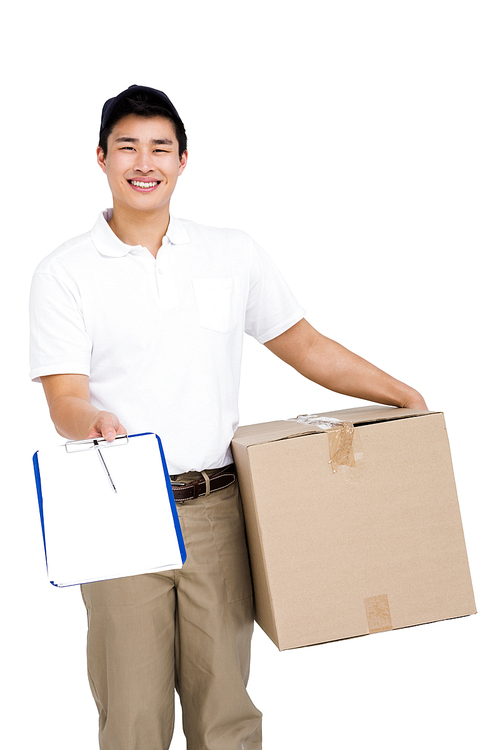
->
xmin=65 ymin=435 xmax=129 ymax=493
xmin=65 ymin=435 xmax=129 ymax=453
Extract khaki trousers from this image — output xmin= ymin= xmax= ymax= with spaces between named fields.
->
xmin=81 ymin=473 xmax=262 ymax=750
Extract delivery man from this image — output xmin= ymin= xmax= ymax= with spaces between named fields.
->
xmin=29 ymin=85 xmax=427 ymax=750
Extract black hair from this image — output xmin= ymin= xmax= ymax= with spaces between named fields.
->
xmin=98 ymin=95 xmax=187 ymax=158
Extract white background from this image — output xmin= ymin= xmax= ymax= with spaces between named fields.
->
xmin=2 ymin=1 xmax=498 ymax=748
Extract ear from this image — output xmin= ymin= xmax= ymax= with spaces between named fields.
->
xmin=97 ymin=146 xmax=107 ymax=174
xmin=178 ymin=150 xmax=188 ymax=176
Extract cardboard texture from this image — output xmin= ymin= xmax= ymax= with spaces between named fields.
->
xmin=232 ymin=406 xmax=476 ymax=650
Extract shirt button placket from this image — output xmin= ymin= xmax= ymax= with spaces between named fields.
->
xmin=155 ymin=248 xmax=179 ymax=310
xmin=156 ymin=265 xmax=164 ymax=300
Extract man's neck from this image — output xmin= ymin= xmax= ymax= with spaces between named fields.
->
xmin=108 ymin=204 xmax=171 ymax=258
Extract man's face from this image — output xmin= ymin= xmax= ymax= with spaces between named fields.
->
xmin=97 ymin=114 xmax=188 ymax=215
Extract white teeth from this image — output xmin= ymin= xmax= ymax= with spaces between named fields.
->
xmin=130 ymin=180 xmax=158 ymax=188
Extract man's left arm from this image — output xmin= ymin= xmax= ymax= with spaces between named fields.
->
xmin=265 ymin=319 xmax=428 ymax=410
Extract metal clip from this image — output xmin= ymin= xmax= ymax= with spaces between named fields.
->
xmin=65 ymin=434 xmax=129 ymax=453
xmin=65 ymin=435 xmax=129 ymax=493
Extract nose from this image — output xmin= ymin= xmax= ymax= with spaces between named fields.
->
xmin=133 ymin=150 xmax=155 ymax=174
xmin=134 ymin=162 xmax=154 ymax=174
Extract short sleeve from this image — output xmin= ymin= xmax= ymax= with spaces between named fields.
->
xmin=29 ymin=272 xmax=92 ymax=382
xmin=245 ymin=242 xmax=305 ymax=344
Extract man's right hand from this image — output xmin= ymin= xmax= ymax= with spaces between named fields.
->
xmin=86 ymin=411 xmax=127 ymax=442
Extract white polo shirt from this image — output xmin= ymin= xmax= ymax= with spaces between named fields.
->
xmin=30 ymin=210 xmax=305 ymax=474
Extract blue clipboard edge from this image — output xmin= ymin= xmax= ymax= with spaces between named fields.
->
xmin=151 ymin=433 xmax=187 ymax=565
xmin=32 ymin=449 xmax=49 ymax=577
xmin=32 ymin=432 xmax=187 ymax=587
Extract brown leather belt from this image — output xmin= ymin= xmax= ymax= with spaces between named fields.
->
xmin=170 ymin=464 xmax=237 ymax=503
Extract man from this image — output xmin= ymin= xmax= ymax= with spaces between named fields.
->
xmin=30 ymin=85 xmax=426 ymax=750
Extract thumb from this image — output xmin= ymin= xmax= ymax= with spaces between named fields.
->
xmin=87 ymin=411 xmax=120 ymax=442
xmin=101 ymin=424 xmax=117 ymax=442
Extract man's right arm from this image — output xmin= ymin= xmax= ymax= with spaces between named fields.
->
xmin=41 ymin=374 xmax=126 ymax=442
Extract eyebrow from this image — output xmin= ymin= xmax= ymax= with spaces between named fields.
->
xmin=114 ymin=136 xmax=174 ymax=146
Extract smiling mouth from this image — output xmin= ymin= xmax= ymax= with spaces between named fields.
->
xmin=128 ymin=180 xmax=161 ymax=191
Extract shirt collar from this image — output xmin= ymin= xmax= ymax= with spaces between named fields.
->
xmin=165 ymin=216 xmax=191 ymax=246
xmin=91 ymin=209 xmax=191 ymax=258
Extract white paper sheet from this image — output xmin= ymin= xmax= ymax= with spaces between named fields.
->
xmin=34 ymin=433 xmax=185 ymax=586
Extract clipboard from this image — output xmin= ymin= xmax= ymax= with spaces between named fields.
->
xmin=33 ymin=432 xmax=187 ymax=587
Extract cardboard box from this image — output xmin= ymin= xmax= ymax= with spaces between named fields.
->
xmin=232 ymin=405 xmax=476 ymax=650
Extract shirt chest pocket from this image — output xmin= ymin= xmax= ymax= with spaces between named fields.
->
xmin=192 ymin=278 xmax=238 ymax=334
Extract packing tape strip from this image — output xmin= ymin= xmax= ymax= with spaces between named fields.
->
xmin=326 ymin=421 xmax=356 ymax=473
xmin=365 ymin=594 xmax=393 ymax=634
xmin=292 ymin=415 xmax=356 ymax=473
